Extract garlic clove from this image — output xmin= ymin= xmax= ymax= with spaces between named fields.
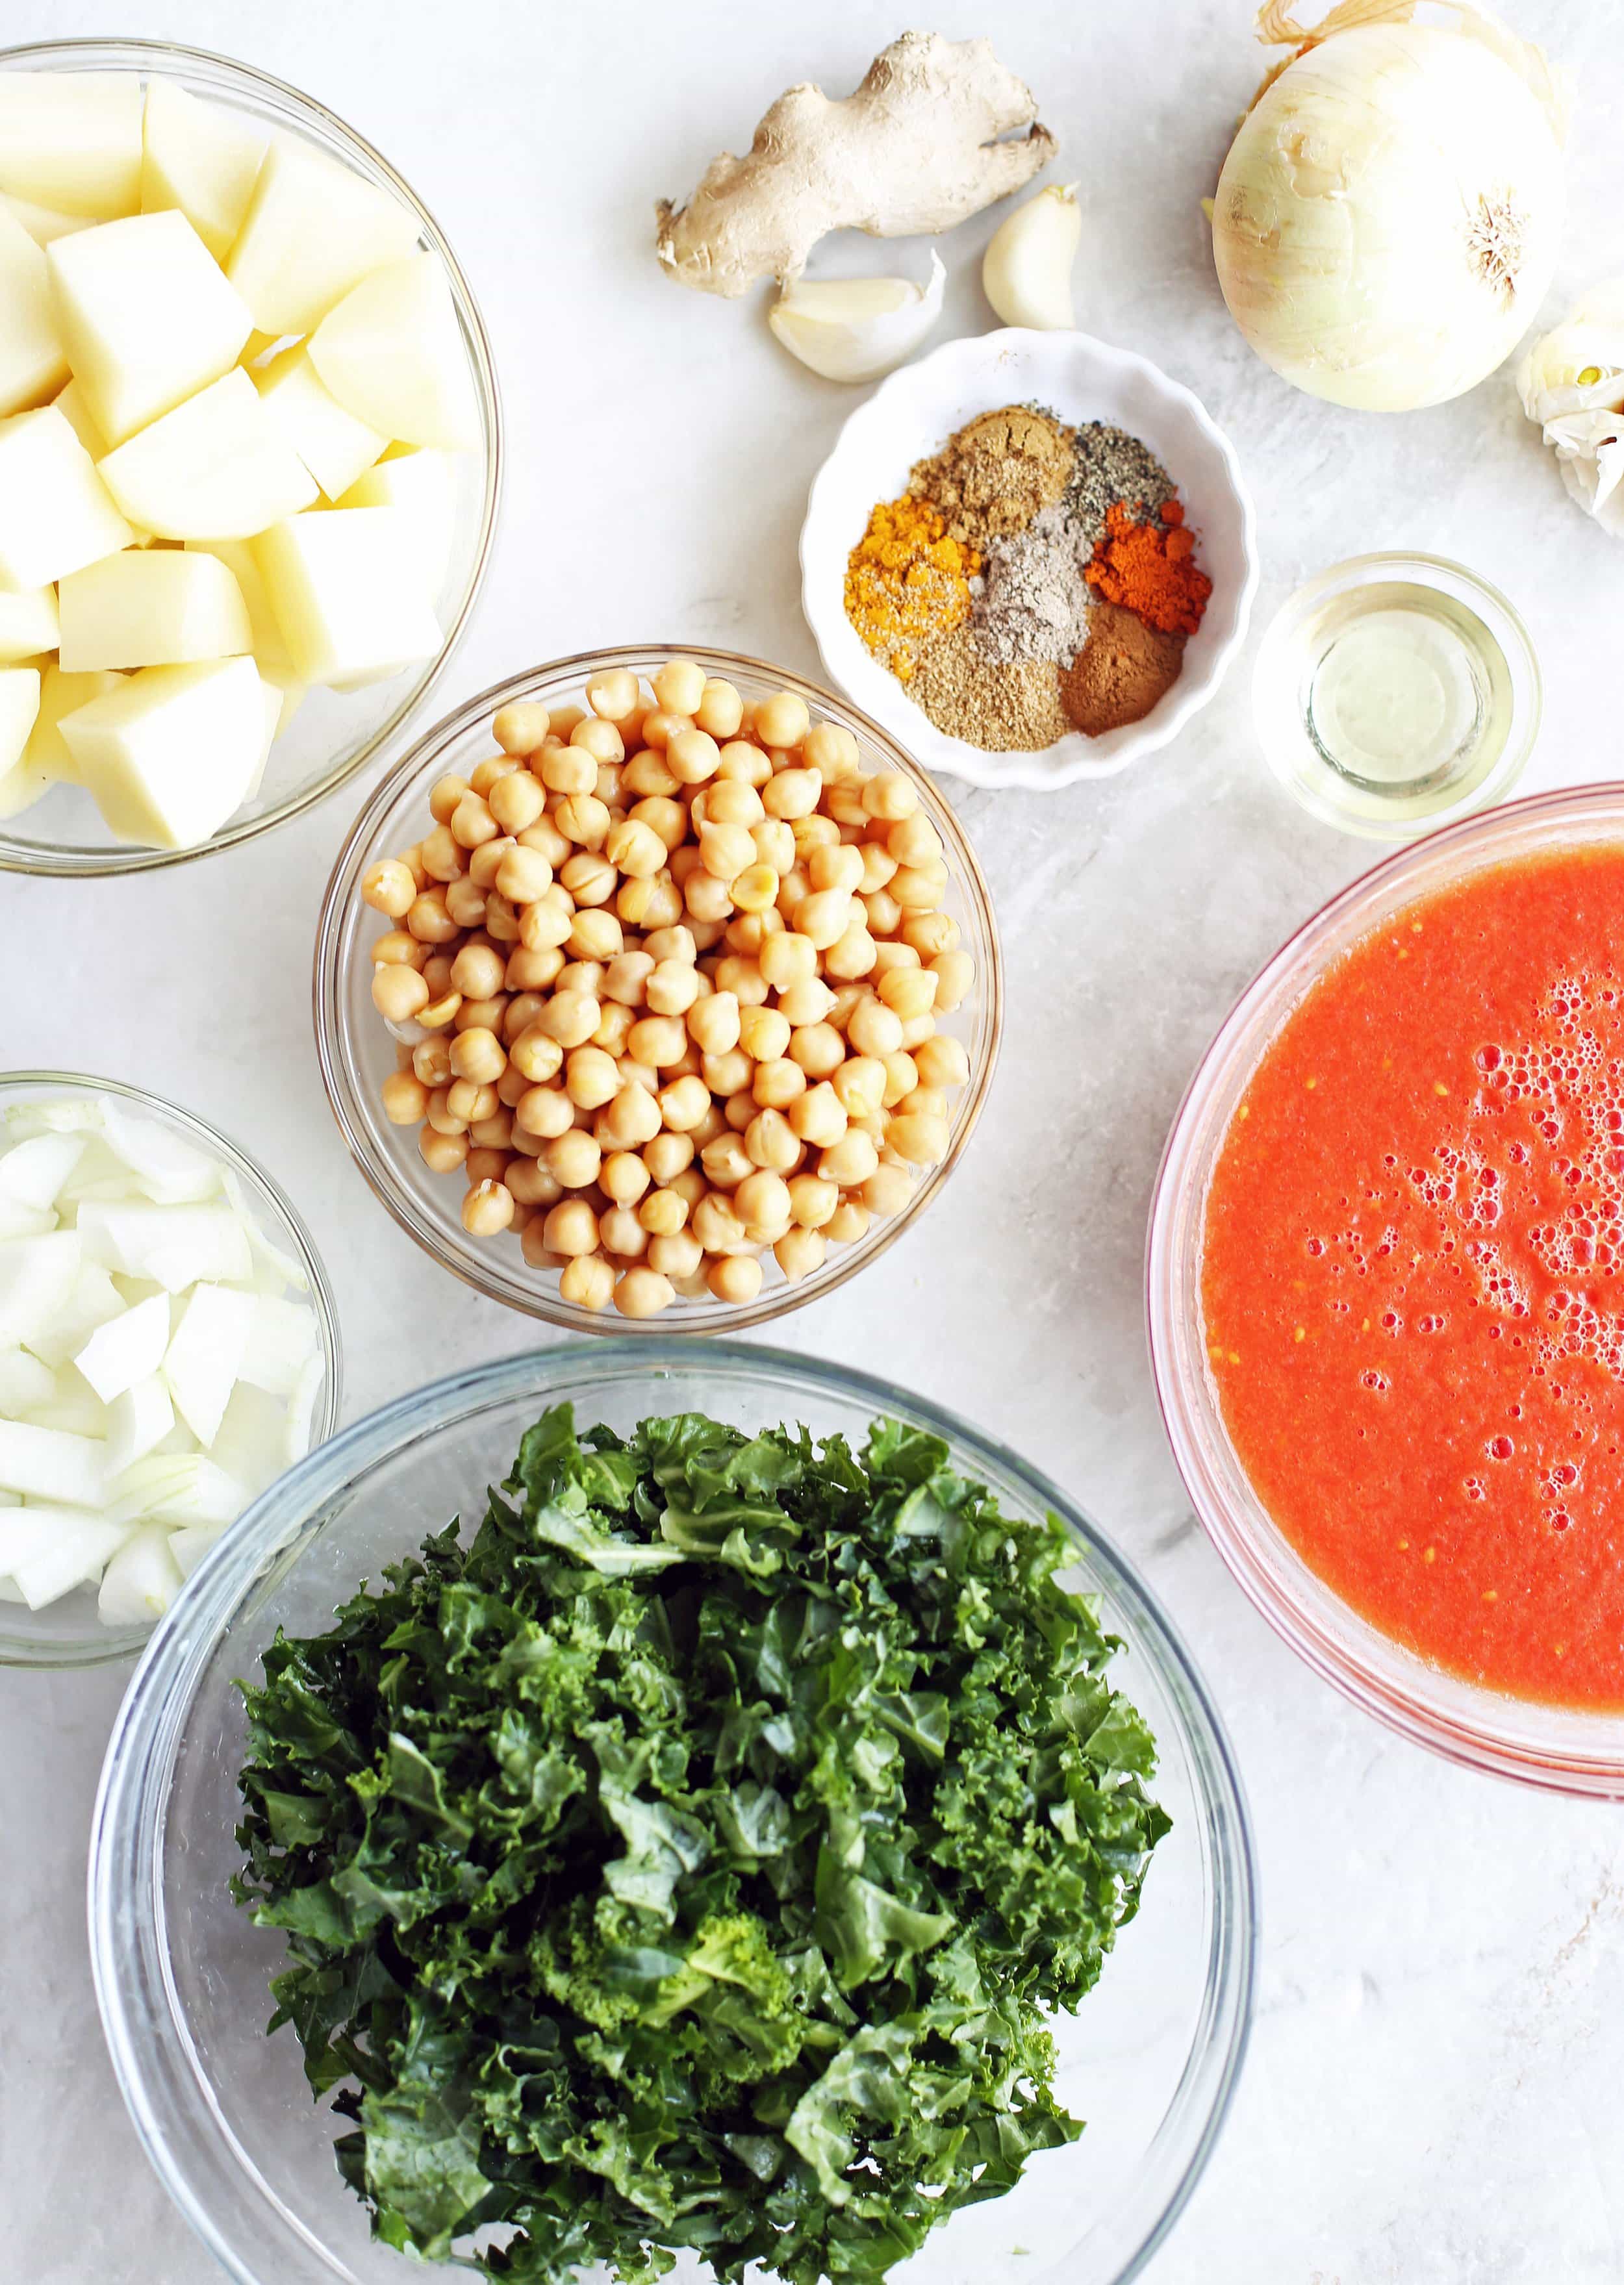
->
xmin=1516 ymin=280 xmax=1624 ymax=424
xmin=768 ymin=252 xmax=945 ymax=384
xmin=982 ymin=183 xmax=1081 ymax=331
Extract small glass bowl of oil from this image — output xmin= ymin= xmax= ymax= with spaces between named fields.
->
xmin=1254 ymin=553 xmax=1541 ymax=840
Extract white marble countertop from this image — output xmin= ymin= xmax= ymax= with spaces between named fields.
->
xmin=6 ymin=1 xmax=1624 ymax=2279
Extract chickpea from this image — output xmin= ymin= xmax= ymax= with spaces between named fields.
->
xmin=777 ymin=976 xmax=835 ymax=1029
xmin=538 ymin=992 xmax=601 ymax=1048
xmin=665 ymin=727 xmax=718 ymax=786
xmin=793 ymin=813 xmax=840 ymax=855
xmin=428 ymin=774 xmax=472 ymax=826
xmin=753 ymin=690 xmax=809 ymax=750
xmin=861 ymin=1162 xmax=915 ymax=1219
xmin=718 ymin=739 xmax=772 ymax=787
xmin=418 ymin=991 xmax=462 ymax=1030
xmin=931 ymin=950 xmax=975 ymax=1010
xmin=492 ymin=701 xmax=551 ymax=756
xmin=564 ymin=1045 xmax=620 ymax=1110
xmin=649 ymin=1228 xmax=704 ymax=1281
xmin=857 ymin=766 xmax=915 ymax=822
xmin=519 ymin=815 xmax=572 ymax=868
xmin=490 ymin=844 xmax=553 ymax=907
xmin=544 ymin=1199 xmax=600 ymax=1257
xmin=622 ymin=1015 xmax=682 ymax=1069
xmin=448 ymin=1027 xmax=505 ymax=1085
xmin=602 ymin=1084 xmax=663 ymax=1149
xmin=485 ymin=894 xmax=522 ymax=946
xmin=615 ymin=1265 xmax=676 ymax=1318
xmin=752 ymin=1059 xmax=806 ymax=1111
xmin=744 ymin=1109 xmax=800 ymax=1174
xmin=599 ymin=1206 xmax=650 ymax=1260
xmin=568 ymin=909 xmax=622 ymax=964
xmin=724 ymin=1088 xmax=755 ymax=1133
xmin=735 ymin=1168 xmax=793 ymax=1237
xmin=685 ymin=869 xmax=733 ymax=924
xmin=789 ymin=1083 xmax=846 ymax=1147
xmin=761 ymin=766 xmax=821 ymax=821
xmin=518 ymin=899 xmax=572 ymax=956
xmin=546 ymin=1130 xmax=602 ymax=1189
xmin=775 ymin=1225 xmax=826 ymax=1282
xmin=795 ymin=889 xmax=851 ymax=951
xmin=888 ymin=1113 xmax=950 ymax=1167
xmin=590 ymin=1151 xmax=647 ymax=1210
xmin=570 ymin=715 xmax=624 ymax=766
xmin=878 ymin=965 xmax=939 ymax=1023
xmin=450 ymin=793 xmax=498 ymax=851
xmin=469 ymin=1107 xmax=515 ymax=1149
xmin=446 ymin=1078 xmax=498 ymax=1125
xmin=585 ymin=666 xmax=639 ymax=722
xmin=622 ymin=751 xmax=681 ymax=801
xmin=759 ymin=931 xmax=817 ymax=991
xmin=555 ymin=792 xmax=611 ymax=848
xmin=694 ymin=677 xmax=744 ymax=738
xmin=461 ymin=1179 xmax=514 ymax=1235
xmin=819 ymin=1130 xmax=880 ymax=1187
xmin=520 ymin=1220 xmax=565 ymax=1272
xmin=825 ymin=784 xmax=869 ymax=830
xmin=619 ymin=872 xmax=681 ymax=929
xmin=599 ymin=816 xmax=661 ymax=880
xmin=421 ymin=822 xmax=468 ymax=878
xmin=370 ymin=928 xmax=424 ymax=970
xmin=644 ymin=657 xmax=701 ymax=716
xmin=776 ymin=866 xmax=810 ymax=922
xmin=692 ymin=1191 xmax=750 ymax=1254
xmin=594 ymin=1002 xmax=636 ymax=1057
xmin=730 ymin=862 xmax=780 ymax=915
xmin=362 ymin=857 xmax=416 ymax=918
xmin=540 ymin=745 xmax=596 ymax=798
xmin=800 ymin=720 xmax=856 ymax=777
xmin=400 ymin=842 xmax=431 ymax=890
xmin=560 ymin=1251 xmax=616 ymax=1311
xmin=638 ymin=1186 xmax=689 ymax=1238
xmin=858 ymin=842 xmax=899 ymax=895
xmin=646 ymin=959 xmax=703 ymax=1016
xmin=516 ymin=1084 xmax=574 ymax=1139
xmin=881 ymin=1051 xmax=920 ymax=1108
xmin=380 ymin=1070 xmax=428 ymax=1125
xmin=824 ymin=922 xmax=878 ymax=981
xmin=750 ymin=819 xmax=796 ymax=877
xmin=446 ymin=942 xmax=500 ymax=1002
xmin=412 ymin=1037 xmax=453 ymax=1088
xmin=440 ymin=876 xmax=483 ymax=931
xmin=713 ymin=955 xmax=768 ymax=1008
xmin=897 ymin=1011 xmax=939 ymax=1053
xmin=487 ymin=769 xmax=546 ymax=836
xmin=914 ymin=1032 xmax=970 ymax=1089
xmin=785 ymin=1023 xmax=842 ymax=1081
xmin=707 ymin=1254 xmax=763 ymax=1306
xmin=825 ymin=1198 xmax=870 ymax=1246
xmin=510 ymin=1024 xmax=566 ymax=1085
xmin=420 ymin=1127 xmax=469 ymax=1174
xmin=738 ymin=1004 xmax=791 ymax=1063
xmin=408 ymin=888 xmax=461 ymax=944
xmin=809 ymin=842 xmax=865 ymax=896
xmin=372 ymin=963 xmax=429 ymax=1022
xmin=846 ymin=995 xmax=904 ymax=1059
xmin=832 ymin=1057 xmax=886 ymax=1118
xmin=508 ymin=1158 xmax=562 ymax=1207
xmin=644 ymin=1130 xmax=694 ymax=1183
xmin=694 ymin=821 xmax=753 ymax=883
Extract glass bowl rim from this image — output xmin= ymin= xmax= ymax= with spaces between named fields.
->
xmin=1147 ymin=780 xmax=1624 ymax=1793
xmin=88 ymin=1334 xmax=1256 ymax=2285
xmin=0 ymin=34 xmax=503 ymax=880
xmin=0 ymin=1065 xmax=344 ymax=1668
xmin=1251 ymin=549 xmax=1543 ymax=844
xmin=311 ymin=646 xmax=1005 ymax=1335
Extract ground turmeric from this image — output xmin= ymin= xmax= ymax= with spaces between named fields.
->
xmin=1084 ymin=499 xmax=1212 ymax=637
xmin=844 ymin=495 xmax=980 ymax=683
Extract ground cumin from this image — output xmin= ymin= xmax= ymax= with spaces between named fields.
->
xmin=910 ymin=624 xmax=1070 ymax=751
xmin=911 ymin=405 xmax=1074 ymax=547
xmin=843 ymin=495 xmax=980 ymax=681
xmin=1061 ymin=603 xmax=1186 ymax=737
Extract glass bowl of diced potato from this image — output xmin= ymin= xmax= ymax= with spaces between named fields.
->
xmin=314 ymin=650 xmax=1003 ymax=1332
xmin=0 ymin=38 xmax=501 ymax=876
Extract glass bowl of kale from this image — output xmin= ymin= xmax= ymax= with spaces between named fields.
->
xmin=90 ymin=1341 xmax=1255 ymax=2285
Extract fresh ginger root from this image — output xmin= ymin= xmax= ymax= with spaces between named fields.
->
xmin=656 ymin=31 xmax=1056 ymax=298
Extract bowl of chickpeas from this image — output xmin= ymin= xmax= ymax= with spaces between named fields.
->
xmin=313 ymin=647 xmax=1001 ymax=1327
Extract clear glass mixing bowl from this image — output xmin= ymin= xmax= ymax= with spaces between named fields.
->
xmin=313 ymin=651 xmax=1003 ymax=1333
xmin=90 ymin=1342 xmax=1254 ymax=2284
xmin=0 ymin=1069 xmax=342 ymax=1667
xmin=0 ymin=37 xmax=501 ymax=878
xmin=1148 ymin=785 xmax=1624 ymax=1795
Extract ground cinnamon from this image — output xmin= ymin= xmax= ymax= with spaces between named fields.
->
xmin=1061 ymin=602 xmax=1186 ymax=736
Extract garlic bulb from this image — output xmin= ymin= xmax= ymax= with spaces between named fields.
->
xmin=1516 ymin=280 xmax=1624 ymax=533
xmin=1212 ymin=0 xmax=1567 ymax=412
xmin=982 ymin=183 xmax=1080 ymax=330
xmin=768 ymin=253 xmax=945 ymax=384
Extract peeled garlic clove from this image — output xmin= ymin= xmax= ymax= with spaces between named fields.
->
xmin=982 ymin=183 xmax=1080 ymax=330
xmin=768 ymin=253 xmax=945 ymax=384
xmin=1516 ymin=279 xmax=1624 ymax=423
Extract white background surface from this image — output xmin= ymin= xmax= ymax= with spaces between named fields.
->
xmin=5 ymin=1 xmax=1624 ymax=2279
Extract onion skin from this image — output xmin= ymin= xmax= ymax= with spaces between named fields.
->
xmin=1212 ymin=22 xmax=1566 ymax=411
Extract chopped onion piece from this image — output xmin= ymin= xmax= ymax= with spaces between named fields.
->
xmin=24 ymin=1260 xmax=123 ymax=1368
xmin=77 ymin=1201 xmax=252 ymax=1290
xmin=107 ymin=1372 xmax=175 ymax=1475
xmin=0 ymin=1417 xmax=107 ymax=1508
xmin=0 ymin=1348 xmax=55 ymax=1415
xmin=116 ymin=1451 xmax=247 ymax=1527
xmin=0 ymin=1231 xmax=82 ymax=1346
xmin=76 ymin=1289 xmax=171 ymax=1402
xmin=101 ymin=1105 xmax=222 ymax=1204
xmin=8 ymin=1507 xmax=130 ymax=1610
xmin=0 ymin=1200 xmax=57 ymax=1243
xmin=0 ymin=1131 xmax=86 ymax=1210
xmin=222 ymin=1168 xmax=309 ymax=1291
xmin=239 ymin=1293 xmax=319 ymax=1396
xmin=162 ymin=1284 xmax=254 ymax=1443
xmin=97 ymin=1522 xmax=183 ymax=1627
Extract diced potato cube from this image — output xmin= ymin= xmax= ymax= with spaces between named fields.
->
xmin=0 ymin=189 xmax=93 ymax=247
xmin=310 ymin=253 xmax=480 ymax=449
xmin=253 ymin=342 xmax=387 ymax=501
xmin=225 ymin=139 xmax=420 ymax=338
xmin=58 ymin=655 xmax=275 ymax=848
xmin=52 ymin=374 xmax=105 ymax=454
xmin=252 ymin=507 xmax=442 ymax=688
xmin=96 ymin=368 xmax=316 ymax=541
xmin=0 ymin=585 xmax=59 ymax=664
xmin=0 ymin=666 xmax=42 ymax=785
xmin=58 ymin=549 xmax=252 ymax=672
xmin=48 ymin=210 xmax=253 ymax=446
xmin=25 ymin=661 xmax=125 ymax=783
xmin=140 ymin=79 xmax=266 ymax=264
xmin=184 ymin=537 xmax=292 ymax=673
xmin=0 ymin=202 xmax=70 ymax=416
xmin=337 ymin=445 xmax=456 ymax=599
xmin=0 ymin=405 xmax=133 ymax=588
xmin=0 ymin=72 xmax=144 ymax=220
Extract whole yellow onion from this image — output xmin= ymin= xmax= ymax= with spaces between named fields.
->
xmin=1212 ymin=1 xmax=1567 ymax=412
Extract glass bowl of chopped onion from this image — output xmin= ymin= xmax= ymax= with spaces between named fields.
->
xmin=313 ymin=648 xmax=1003 ymax=1333
xmin=0 ymin=38 xmax=501 ymax=879
xmin=90 ymin=1340 xmax=1255 ymax=2284
xmin=0 ymin=1070 xmax=341 ymax=1667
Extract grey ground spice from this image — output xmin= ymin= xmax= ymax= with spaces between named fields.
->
xmin=974 ymin=502 xmax=1093 ymax=666
xmin=911 ymin=404 xmax=1074 ymax=548
xmin=1065 ymin=423 xmax=1176 ymax=549
xmin=909 ymin=624 xmax=1070 ymax=751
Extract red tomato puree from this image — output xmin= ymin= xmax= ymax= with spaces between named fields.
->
xmin=1202 ymin=846 xmax=1624 ymax=1708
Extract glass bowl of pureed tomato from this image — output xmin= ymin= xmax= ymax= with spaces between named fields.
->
xmin=1150 ymin=784 xmax=1624 ymax=1797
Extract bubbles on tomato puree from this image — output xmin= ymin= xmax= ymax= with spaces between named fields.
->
xmin=1488 ymin=1433 xmax=1516 ymax=1460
